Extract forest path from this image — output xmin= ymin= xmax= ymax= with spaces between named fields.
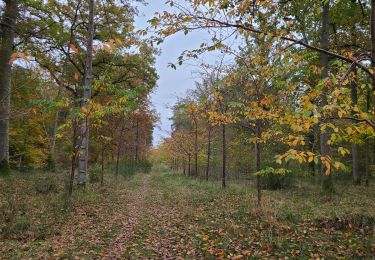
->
xmin=107 ymin=171 xmax=375 ymax=259
xmin=104 ymin=175 xmax=148 ymax=259
xmin=1 ymin=170 xmax=373 ymax=259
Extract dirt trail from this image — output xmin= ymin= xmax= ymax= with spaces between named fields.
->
xmin=103 ymin=178 xmax=148 ymax=259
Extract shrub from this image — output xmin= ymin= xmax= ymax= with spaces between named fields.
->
xmin=88 ymin=164 xmax=101 ymax=183
xmin=136 ymin=160 xmax=153 ymax=173
xmin=34 ymin=175 xmax=58 ymax=194
xmin=255 ymin=167 xmax=293 ymax=190
xmin=45 ymin=154 xmax=56 ymax=171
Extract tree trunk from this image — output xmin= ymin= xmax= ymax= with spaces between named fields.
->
xmin=205 ymin=125 xmax=212 ymax=181
xmin=0 ymin=0 xmax=18 ymax=170
xmin=78 ymin=0 xmax=95 ymax=185
xmin=319 ymin=0 xmax=333 ymax=191
xmin=183 ymin=159 xmax=186 ymax=175
xmin=194 ymin=119 xmax=198 ymax=177
xmin=308 ymin=129 xmax=315 ymax=176
xmin=115 ymin=145 xmax=120 ymax=177
xmin=69 ymin=154 xmax=76 ymax=196
xmin=135 ymin=116 xmax=139 ymax=162
xmin=188 ymin=154 xmax=191 ymax=176
xmin=365 ymin=89 xmax=372 ymax=186
xmin=372 ymin=0 xmax=375 ymax=89
xmin=255 ymin=118 xmax=262 ymax=207
xmin=365 ymin=143 xmax=370 ymax=187
xmin=69 ymin=120 xmax=78 ymax=196
xmin=369 ymin=0 xmax=375 ymax=187
xmin=351 ymin=73 xmax=360 ymax=185
xmin=255 ymin=141 xmax=261 ymax=207
xmin=101 ymin=146 xmax=104 ymax=186
xmin=222 ymin=124 xmax=226 ymax=189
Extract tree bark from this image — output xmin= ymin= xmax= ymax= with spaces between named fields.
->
xmin=194 ymin=118 xmax=198 ymax=177
xmin=135 ymin=116 xmax=139 ymax=162
xmin=205 ymin=125 xmax=212 ymax=181
xmin=101 ymin=146 xmax=104 ymax=186
xmin=69 ymin=120 xmax=78 ymax=196
xmin=371 ymin=0 xmax=375 ymax=86
xmin=369 ymin=1 xmax=375 ymax=187
xmin=115 ymin=145 xmax=120 ymax=177
xmin=69 ymin=154 xmax=76 ymax=196
xmin=308 ymin=129 xmax=315 ymax=176
xmin=319 ymin=0 xmax=333 ymax=191
xmin=222 ymin=124 xmax=226 ymax=189
xmin=365 ymin=89 xmax=372 ymax=186
xmin=255 ymin=141 xmax=261 ymax=207
xmin=78 ymin=0 xmax=95 ymax=185
xmin=188 ymin=154 xmax=191 ymax=176
xmin=351 ymin=73 xmax=360 ymax=185
xmin=255 ymin=118 xmax=262 ymax=207
xmin=183 ymin=159 xmax=186 ymax=175
xmin=0 ymin=0 xmax=18 ymax=170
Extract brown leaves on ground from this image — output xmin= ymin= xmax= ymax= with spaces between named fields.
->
xmin=1 ymin=171 xmax=374 ymax=259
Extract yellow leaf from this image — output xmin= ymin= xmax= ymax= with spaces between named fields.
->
xmin=82 ymin=107 xmax=89 ymax=114
xmin=338 ymin=111 xmax=343 ymax=118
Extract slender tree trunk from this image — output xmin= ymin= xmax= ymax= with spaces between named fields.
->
xmin=369 ymin=1 xmax=375 ymax=187
xmin=365 ymin=143 xmax=370 ymax=187
xmin=308 ymin=129 xmax=315 ymax=176
xmin=101 ymin=146 xmax=104 ymax=186
xmin=69 ymin=121 xmax=78 ymax=196
xmin=135 ymin=116 xmax=139 ymax=163
xmin=205 ymin=125 xmax=212 ymax=181
xmin=351 ymin=73 xmax=360 ymax=185
xmin=371 ymin=0 xmax=375 ymax=89
xmin=365 ymin=89 xmax=371 ymax=186
xmin=183 ymin=159 xmax=186 ymax=175
xmin=78 ymin=0 xmax=95 ymax=185
xmin=188 ymin=154 xmax=191 ymax=176
xmin=194 ymin=119 xmax=198 ymax=177
xmin=51 ymin=110 xmax=61 ymax=155
xmin=255 ymin=119 xmax=262 ymax=207
xmin=0 ymin=0 xmax=18 ymax=170
xmin=319 ymin=0 xmax=333 ymax=191
xmin=69 ymin=154 xmax=76 ymax=196
xmin=255 ymin=142 xmax=261 ymax=207
xmin=115 ymin=145 xmax=120 ymax=177
xmin=222 ymin=124 xmax=226 ymax=189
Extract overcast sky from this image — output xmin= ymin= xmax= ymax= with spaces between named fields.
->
xmin=134 ymin=1 xmax=216 ymax=146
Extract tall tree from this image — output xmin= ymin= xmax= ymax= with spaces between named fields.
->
xmin=319 ymin=0 xmax=333 ymax=191
xmin=0 ymin=0 xmax=18 ymax=170
xmin=77 ymin=0 xmax=95 ymax=185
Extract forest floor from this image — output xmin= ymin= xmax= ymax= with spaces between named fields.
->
xmin=0 ymin=167 xmax=374 ymax=259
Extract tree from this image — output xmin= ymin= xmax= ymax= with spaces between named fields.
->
xmin=77 ymin=0 xmax=95 ymax=185
xmin=0 ymin=0 xmax=18 ymax=170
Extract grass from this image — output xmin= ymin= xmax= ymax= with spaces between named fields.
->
xmin=0 ymin=168 xmax=137 ymax=258
xmin=129 ymin=170 xmax=375 ymax=258
xmin=0 ymin=166 xmax=374 ymax=258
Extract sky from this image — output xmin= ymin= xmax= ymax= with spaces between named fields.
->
xmin=134 ymin=1 xmax=215 ymax=146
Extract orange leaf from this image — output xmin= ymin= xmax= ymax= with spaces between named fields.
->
xmin=69 ymin=44 xmax=79 ymax=54
xmin=74 ymin=72 xmax=79 ymax=81
xmin=8 ymin=52 xmax=19 ymax=64
xmin=82 ymin=107 xmax=89 ymax=114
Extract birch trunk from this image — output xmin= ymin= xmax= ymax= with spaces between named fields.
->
xmin=78 ymin=0 xmax=95 ymax=185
